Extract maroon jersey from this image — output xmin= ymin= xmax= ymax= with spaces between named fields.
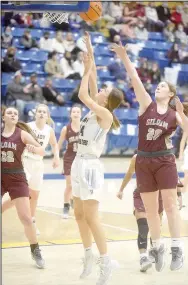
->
xmin=138 ymin=102 xmax=177 ymax=152
xmin=63 ymin=124 xmax=79 ymax=161
xmin=1 ymin=127 xmax=26 ymax=170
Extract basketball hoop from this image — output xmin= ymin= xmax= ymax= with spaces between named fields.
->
xmin=43 ymin=12 xmax=69 ymax=24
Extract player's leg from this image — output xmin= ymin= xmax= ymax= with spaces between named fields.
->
xmin=63 ymin=175 xmax=72 ymax=219
xmin=161 ymin=189 xmax=183 ymax=270
xmin=29 ymin=188 xmax=40 ymax=235
xmin=183 ymin=170 xmax=188 ymax=192
xmin=2 ymin=198 xmax=15 ymax=213
xmin=74 ymin=196 xmax=93 ymax=278
xmin=13 ymin=195 xmax=45 ymax=268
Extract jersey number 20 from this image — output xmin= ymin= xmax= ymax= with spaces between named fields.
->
xmin=1 ymin=151 xmax=14 ymax=162
xmin=147 ymin=128 xmax=162 ymax=140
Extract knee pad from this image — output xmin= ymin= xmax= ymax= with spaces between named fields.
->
xmin=137 ymin=218 xmax=149 ymax=250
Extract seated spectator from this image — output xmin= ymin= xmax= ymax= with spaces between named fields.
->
xmin=73 ymin=51 xmax=84 ymax=77
xmin=42 ymin=78 xmax=64 ymax=106
xmin=108 ymin=54 xmax=127 ymax=82
xmin=20 ymin=29 xmax=38 ymax=50
xmin=134 ymin=19 xmax=148 ymax=40
xmin=163 ymin=21 xmax=175 ymax=42
xmin=2 ymin=47 xmax=21 ymax=73
xmin=121 ymin=3 xmax=137 ymax=25
xmin=179 ymin=43 xmax=188 ymax=63
xmin=6 ymin=71 xmax=40 ymax=120
xmin=52 ymin=31 xmax=65 ymax=54
xmin=109 ymin=1 xmax=124 ymax=23
xmin=145 ymin=2 xmax=164 ymax=31
xmin=71 ymin=82 xmax=82 ymax=104
xmin=135 ymin=3 xmax=146 ymax=22
xmin=24 ymin=73 xmax=43 ymax=103
xmin=156 ymin=2 xmax=171 ymax=23
xmin=181 ymin=3 xmax=188 ymax=33
xmin=39 ymin=31 xmax=53 ymax=52
xmin=149 ymin=62 xmax=161 ymax=84
xmin=1 ymin=26 xmax=13 ymax=49
xmin=44 ymin=51 xmax=64 ymax=78
xmin=137 ymin=60 xmax=151 ymax=83
xmin=60 ymin=51 xmax=81 ymax=79
xmin=167 ymin=43 xmax=180 ymax=63
xmin=171 ymin=6 xmax=182 ymax=25
xmin=125 ymin=81 xmax=138 ymax=108
xmin=175 ymin=24 xmax=187 ymax=44
xmin=63 ymin=32 xmax=76 ymax=52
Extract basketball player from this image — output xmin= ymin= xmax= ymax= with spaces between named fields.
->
xmin=58 ymin=105 xmax=81 ymax=219
xmin=71 ymin=32 xmax=123 ymax=285
xmin=117 ymin=153 xmax=183 ymax=272
xmin=112 ymin=42 xmax=188 ymax=272
xmin=1 ymin=107 xmax=45 ymax=268
xmin=2 ymin=104 xmax=60 ymax=235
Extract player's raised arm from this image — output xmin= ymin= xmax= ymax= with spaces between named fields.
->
xmin=21 ymin=130 xmax=45 ymax=156
xmin=58 ymin=126 xmax=67 ymax=153
xmin=84 ymin=31 xmax=98 ymax=100
xmin=49 ymin=128 xmax=60 ymax=168
xmin=111 ymin=43 xmax=152 ymax=115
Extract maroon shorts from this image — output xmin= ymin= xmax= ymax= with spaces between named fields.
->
xmin=63 ymin=159 xmax=74 ymax=176
xmin=135 ymin=155 xmax=178 ymax=193
xmin=133 ymin=189 xmax=163 ymax=214
xmin=1 ymin=173 xmax=29 ymax=200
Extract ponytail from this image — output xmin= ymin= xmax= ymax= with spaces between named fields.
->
xmin=169 ymin=96 xmax=188 ymax=117
xmin=46 ymin=116 xmax=55 ymax=129
xmin=111 ymin=112 xmax=120 ymax=130
xmin=16 ymin=121 xmax=38 ymax=141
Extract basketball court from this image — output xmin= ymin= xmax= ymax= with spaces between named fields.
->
xmin=2 ymin=158 xmax=188 ymax=285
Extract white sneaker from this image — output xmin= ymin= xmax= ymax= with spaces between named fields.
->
xmin=96 ymin=258 xmax=114 ymax=285
xmin=80 ymin=253 xmax=95 ymax=279
xmin=140 ymin=256 xmax=152 ymax=272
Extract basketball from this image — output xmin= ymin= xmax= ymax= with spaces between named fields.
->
xmin=79 ymin=1 xmax=102 ymax=23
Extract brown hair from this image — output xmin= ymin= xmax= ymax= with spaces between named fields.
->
xmin=35 ymin=104 xmax=55 ymax=128
xmin=106 ymin=88 xmax=124 ymax=130
xmin=167 ymin=82 xmax=188 ymax=116
xmin=2 ymin=106 xmax=38 ymax=140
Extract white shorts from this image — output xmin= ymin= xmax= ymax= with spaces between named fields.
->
xmin=183 ymin=149 xmax=188 ymax=171
xmin=71 ymin=156 xmax=104 ymax=202
xmin=23 ymin=157 xmax=44 ymax=191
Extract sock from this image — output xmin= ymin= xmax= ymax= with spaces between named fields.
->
xmin=152 ymin=239 xmax=161 ymax=249
xmin=30 ymin=243 xmax=39 ymax=253
xmin=100 ymin=254 xmax=110 ymax=263
xmin=171 ymin=238 xmax=182 ymax=248
xmin=64 ymin=203 xmax=70 ymax=209
xmin=84 ymin=247 xmax=92 ymax=257
xmin=140 ymin=252 xmax=148 ymax=258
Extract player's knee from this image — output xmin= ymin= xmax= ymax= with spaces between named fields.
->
xmin=19 ymin=214 xmax=33 ymax=227
xmin=137 ymin=218 xmax=149 ymax=250
xmin=74 ymin=210 xmax=84 ymax=222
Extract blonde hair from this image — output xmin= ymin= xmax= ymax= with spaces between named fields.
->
xmin=106 ymin=88 xmax=124 ymax=130
xmin=35 ymin=104 xmax=55 ymax=129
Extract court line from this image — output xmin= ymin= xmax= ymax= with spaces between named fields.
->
xmin=38 ymin=208 xmax=138 ymax=233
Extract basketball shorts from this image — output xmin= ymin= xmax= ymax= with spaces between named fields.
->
xmin=183 ymin=148 xmax=188 ymax=171
xmin=2 ymin=173 xmax=29 ymax=200
xmin=71 ymin=155 xmax=104 ymax=202
xmin=63 ymin=159 xmax=74 ymax=176
xmin=23 ymin=156 xmax=44 ymax=191
xmin=133 ymin=189 xmax=163 ymax=214
xmin=136 ymin=154 xmax=178 ymax=193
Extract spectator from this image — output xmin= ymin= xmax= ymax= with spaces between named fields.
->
xmin=125 ymin=81 xmax=138 ymax=108
xmin=71 ymin=82 xmax=82 ymax=104
xmin=167 ymin=43 xmax=180 ymax=63
xmin=156 ymin=2 xmax=171 ymax=23
xmin=181 ymin=3 xmax=188 ymax=32
xmin=39 ymin=31 xmax=53 ymax=52
xmin=24 ymin=73 xmax=43 ymax=103
xmin=108 ymin=54 xmax=127 ymax=82
xmin=60 ymin=51 xmax=81 ymax=79
xmin=171 ymin=6 xmax=182 ymax=25
xmin=1 ymin=26 xmax=13 ymax=49
xmin=63 ymin=32 xmax=76 ymax=52
xmin=73 ymin=51 xmax=84 ymax=77
xmin=150 ymin=62 xmax=161 ymax=84
xmin=52 ymin=31 xmax=65 ymax=54
xmin=163 ymin=21 xmax=175 ymax=42
xmin=137 ymin=60 xmax=151 ymax=83
xmin=179 ymin=43 xmax=188 ymax=63
xmin=44 ymin=51 xmax=64 ymax=78
xmin=20 ymin=29 xmax=38 ymax=49
xmin=145 ymin=2 xmax=164 ymax=31
xmin=134 ymin=19 xmax=148 ymax=40
xmin=121 ymin=3 xmax=138 ymax=25
xmin=76 ymin=36 xmax=87 ymax=52
xmin=42 ymin=78 xmax=64 ymax=106
xmin=2 ymin=47 xmax=21 ymax=73
xmin=109 ymin=2 xmax=124 ymax=22
xmin=175 ymin=24 xmax=187 ymax=44
xmin=135 ymin=3 xmax=146 ymax=22
xmin=6 ymin=71 xmax=37 ymax=120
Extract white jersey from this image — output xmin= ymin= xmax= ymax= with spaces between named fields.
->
xmin=77 ymin=111 xmax=109 ymax=158
xmin=24 ymin=121 xmax=51 ymax=160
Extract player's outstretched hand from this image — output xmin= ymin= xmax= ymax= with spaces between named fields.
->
xmin=175 ymin=97 xmax=184 ymax=115
xmin=52 ymin=157 xmax=59 ymax=169
xmin=26 ymin=144 xmax=35 ymax=153
xmin=110 ymin=42 xmax=128 ymax=58
xmin=83 ymin=31 xmax=93 ymax=56
xmin=117 ymin=191 xmax=123 ymax=200
xmin=83 ymin=52 xmax=93 ymax=74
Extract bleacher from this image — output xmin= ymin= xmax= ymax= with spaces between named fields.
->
xmin=1 ymin=23 xmax=188 ymax=155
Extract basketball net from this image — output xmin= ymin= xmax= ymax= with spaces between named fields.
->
xmin=43 ymin=11 xmax=69 ymax=24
